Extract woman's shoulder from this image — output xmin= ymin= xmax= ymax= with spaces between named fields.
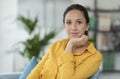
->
xmin=48 ymin=38 xmax=69 ymax=56
xmin=95 ymin=50 xmax=103 ymax=60
xmin=87 ymin=42 xmax=103 ymax=60
xmin=52 ymin=38 xmax=69 ymax=46
xmin=91 ymin=49 xmax=103 ymax=62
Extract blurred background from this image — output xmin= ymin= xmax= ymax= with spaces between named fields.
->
xmin=0 ymin=0 xmax=120 ymax=79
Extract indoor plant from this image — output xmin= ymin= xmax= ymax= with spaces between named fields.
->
xmin=16 ymin=15 xmax=57 ymax=60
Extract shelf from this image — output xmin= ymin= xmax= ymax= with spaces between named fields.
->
xmin=87 ymin=8 xmax=120 ymax=13
xmin=96 ymin=30 xmax=111 ymax=33
xmin=97 ymin=9 xmax=120 ymax=13
xmin=90 ymin=0 xmax=120 ymax=73
xmin=102 ymin=70 xmax=120 ymax=73
xmin=92 ymin=30 xmax=120 ymax=33
xmin=99 ymin=50 xmax=120 ymax=53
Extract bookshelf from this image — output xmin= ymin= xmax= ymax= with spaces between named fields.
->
xmin=88 ymin=0 xmax=120 ymax=72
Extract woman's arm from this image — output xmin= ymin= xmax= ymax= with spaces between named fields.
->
xmin=57 ymin=51 xmax=102 ymax=79
xmin=27 ymin=49 xmax=49 ymax=79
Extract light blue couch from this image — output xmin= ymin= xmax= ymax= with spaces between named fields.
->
xmin=0 ymin=56 xmax=102 ymax=79
xmin=0 ymin=72 xmax=21 ymax=79
xmin=0 ymin=71 xmax=100 ymax=79
xmin=0 ymin=71 xmax=99 ymax=79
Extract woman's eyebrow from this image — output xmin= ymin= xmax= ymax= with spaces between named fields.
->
xmin=65 ymin=19 xmax=71 ymax=21
xmin=76 ymin=19 xmax=84 ymax=21
xmin=65 ymin=19 xmax=84 ymax=21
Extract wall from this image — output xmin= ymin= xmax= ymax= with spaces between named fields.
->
xmin=18 ymin=0 xmax=71 ymax=30
xmin=0 ymin=0 xmax=29 ymax=72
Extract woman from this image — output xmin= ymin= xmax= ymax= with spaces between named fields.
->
xmin=27 ymin=4 xmax=102 ymax=79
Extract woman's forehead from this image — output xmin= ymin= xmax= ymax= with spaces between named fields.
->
xmin=65 ymin=10 xmax=85 ymax=19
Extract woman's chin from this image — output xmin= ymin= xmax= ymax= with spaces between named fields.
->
xmin=69 ymin=36 xmax=79 ymax=38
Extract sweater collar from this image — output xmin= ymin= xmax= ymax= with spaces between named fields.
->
xmin=86 ymin=42 xmax=96 ymax=54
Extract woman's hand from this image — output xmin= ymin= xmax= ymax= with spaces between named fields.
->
xmin=65 ymin=35 xmax=88 ymax=53
xmin=70 ymin=35 xmax=88 ymax=47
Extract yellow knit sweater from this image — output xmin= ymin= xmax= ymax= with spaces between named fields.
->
xmin=27 ymin=38 xmax=102 ymax=79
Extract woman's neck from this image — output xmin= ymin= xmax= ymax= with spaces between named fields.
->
xmin=72 ymin=42 xmax=88 ymax=53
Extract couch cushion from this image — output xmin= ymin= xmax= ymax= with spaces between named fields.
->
xmin=0 ymin=72 xmax=21 ymax=79
xmin=19 ymin=56 xmax=38 ymax=79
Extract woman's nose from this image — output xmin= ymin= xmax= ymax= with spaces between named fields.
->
xmin=71 ymin=23 xmax=77 ymax=30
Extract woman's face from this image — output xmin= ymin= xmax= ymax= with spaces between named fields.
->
xmin=64 ymin=9 xmax=89 ymax=39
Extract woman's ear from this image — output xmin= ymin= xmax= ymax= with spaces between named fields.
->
xmin=85 ymin=23 xmax=90 ymax=31
xmin=84 ymin=23 xmax=90 ymax=36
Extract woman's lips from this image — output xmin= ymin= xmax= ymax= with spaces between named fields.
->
xmin=71 ymin=33 xmax=78 ymax=36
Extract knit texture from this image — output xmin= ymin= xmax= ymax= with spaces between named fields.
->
xmin=27 ymin=38 xmax=102 ymax=79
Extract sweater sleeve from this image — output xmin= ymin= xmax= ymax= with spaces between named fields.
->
xmin=57 ymin=51 xmax=103 ymax=79
xmin=27 ymin=50 xmax=49 ymax=79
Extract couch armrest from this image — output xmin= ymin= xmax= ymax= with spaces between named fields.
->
xmin=0 ymin=72 xmax=22 ymax=79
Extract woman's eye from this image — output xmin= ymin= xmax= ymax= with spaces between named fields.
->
xmin=77 ymin=21 xmax=82 ymax=24
xmin=66 ymin=21 xmax=71 ymax=24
